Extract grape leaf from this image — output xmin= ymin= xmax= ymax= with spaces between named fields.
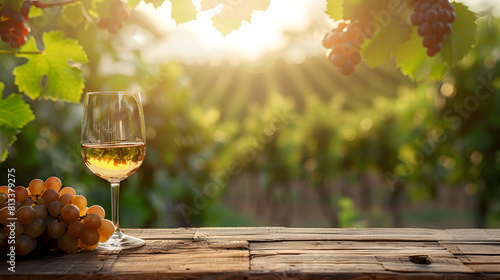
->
xmin=143 ymin=0 xmax=164 ymax=8
xmin=3 ymin=0 xmax=23 ymax=11
xmin=0 ymin=94 xmax=34 ymax=129
xmin=0 ymin=82 xmax=34 ymax=162
xmin=62 ymin=3 xmax=88 ymax=28
xmin=28 ymin=5 xmax=43 ymax=18
xmin=0 ymin=126 xmax=17 ymax=162
xmin=13 ymin=31 xmax=88 ymax=103
xmin=326 ymin=0 xmax=343 ymax=21
xmin=361 ymin=14 xmax=411 ymax=68
xmin=201 ymin=0 xmax=270 ymax=35
xmin=170 ymin=0 xmax=197 ymax=24
xmin=327 ymin=0 xmax=384 ymax=22
xmin=441 ymin=3 xmax=477 ymax=67
xmin=127 ymin=0 xmax=142 ymax=9
xmin=393 ymin=27 xmax=447 ymax=80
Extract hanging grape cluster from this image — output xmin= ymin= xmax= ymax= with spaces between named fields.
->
xmin=0 ymin=1 xmax=32 ymax=48
xmin=411 ymin=0 xmax=456 ymax=57
xmin=321 ymin=21 xmax=371 ymax=76
xmin=0 ymin=177 xmax=114 ymax=255
xmin=98 ymin=0 xmax=130 ymax=34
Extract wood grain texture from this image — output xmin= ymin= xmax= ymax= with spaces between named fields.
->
xmin=1 ymin=228 xmax=500 ymax=279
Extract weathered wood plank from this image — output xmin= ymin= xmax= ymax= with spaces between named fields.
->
xmin=467 ymin=264 xmax=500 ymax=273
xmin=195 ymin=227 xmax=500 ymax=242
xmin=251 ymin=241 xmax=445 ymax=250
xmin=377 ymin=256 xmax=475 ymax=273
xmin=446 ymin=229 xmax=500 ymax=242
xmin=442 ymin=243 xmax=500 ymax=255
xmin=251 ymin=262 xmax=386 ymax=273
xmin=100 ymin=252 xmax=249 ymax=273
xmin=117 ymin=239 xmax=248 ymax=255
xmin=194 ymin=227 xmax=456 ymax=241
xmin=122 ymin=228 xmax=196 ymax=240
xmin=458 ymin=255 xmax=500 ymax=264
xmin=251 ymin=249 xmax=454 ymax=257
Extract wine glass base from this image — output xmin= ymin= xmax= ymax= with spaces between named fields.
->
xmin=97 ymin=231 xmax=145 ymax=250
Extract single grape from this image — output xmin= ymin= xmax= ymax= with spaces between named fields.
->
xmin=42 ymin=189 xmax=59 ymax=208
xmin=84 ymin=213 xmax=103 ymax=230
xmin=418 ymin=22 xmax=431 ymax=36
xmin=98 ymin=219 xmax=115 ymax=242
xmin=442 ymin=23 xmax=451 ymax=34
xmin=15 ymin=235 xmax=34 ymax=256
xmin=61 ymin=204 xmax=80 ymax=224
xmin=438 ymin=9 xmax=451 ymax=21
xmin=28 ymin=179 xmax=45 ymax=196
xmin=59 ymin=187 xmax=76 ymax=197
xmin=16 ymin=205 xmax=36 ymax=225
xmin=338 ymin=62 xmax=355 ymax=76
xmin=44 ymin=215 xmax=56 ymax=227
xmin=46 ymin=219 xmax=67 ymax=239
xmin=422 ymin=34 xmax=437 ymax=48
xmin=36 ymin=197 xmax=45 ymax=205
xmin=57 ymin=232 xmax=78 ymax=253
xmin=0 ymin=207 xmax=10 ymax=225
xmin=14 ymin=186 xmax=28 ymax=203
xmin=68 ymin=221 xmax=85 ymax=239
xmin=48 ymin=200 xmax=63 ymax=217
xmin=4 ymin=220 xmax=23 ymax=238
xmin=432 ymin=21 xmax=444 ymax=33
xmin=33 ymin=204 xmax=48 ymax=220
xmin=87 ymin=205 xmax=105 ymax=219
xmin=80 ymin=228 xmax=100 ymax=246
xmin=0 ymin=186 xmax=11 ymax=195
xmin=80 ymin=207 xmax=88 ymax=216
xmin=71 ymin=195 xmax=87 ymax=210
xmin=0 ymin=193 xmax=7 ymax=205
xmin=427 ymin=43 xmax=442 ymax=57
xmin=350 ymin=53 xmax=362 ymax=65
xmin=78 ymin=239 xmax=98 ymax=251
xmin=45 ymin=177 xmax=62 ymax=192
xmin=330 ymin=53 xmax=347 ymax=68
xmin=21 ymin=197 xmax=35 ymax=206
xmin=411 ymin=12 xmax=422 ymax=25
xmin=23 ymin=218 xmax=45 ymax=238
xmin=424 ymin=10 xmax=438 ymax=23
xmin=321 ymin=32 xmax=335 ymax=48
xmin=59 ymin=193 xmax=74 ymax=206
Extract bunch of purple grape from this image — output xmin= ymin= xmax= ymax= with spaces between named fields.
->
xmin=0 ymin=1 xmax=32 ymax=48
xmin=98 ymin=0 xmax=130 ymax=34
xmin=322 ymin=21 xmax=369 ymax=76
xmin=411 ymin=0 xmax=456 ymax=57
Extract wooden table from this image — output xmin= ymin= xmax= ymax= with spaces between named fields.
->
xmin=2 ymin=227 xmax=500 ymax=279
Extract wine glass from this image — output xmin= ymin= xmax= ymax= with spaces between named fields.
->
xmin=81 ymin=91 xmax=146 ymax=250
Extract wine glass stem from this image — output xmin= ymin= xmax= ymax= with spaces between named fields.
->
xmin=110 ymin=181 xmax=121 ymax=235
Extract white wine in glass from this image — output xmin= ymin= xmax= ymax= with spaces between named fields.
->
xmin=81 ymin=91 xmax=146 ymax=250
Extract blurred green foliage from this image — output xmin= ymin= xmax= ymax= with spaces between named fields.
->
xmin=1 ymin=9 xmax=500 ymax=229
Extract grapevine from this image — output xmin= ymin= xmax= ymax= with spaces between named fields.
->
xmin=411 ymin=0 xmax=456 ymax=57
xmin=0 ymin=177 xmax=114 ymax=255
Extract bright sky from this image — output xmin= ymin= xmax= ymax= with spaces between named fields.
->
xmin=122 ymin=0 xmax=499 ymax=65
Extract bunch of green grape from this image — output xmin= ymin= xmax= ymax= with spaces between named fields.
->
xmin=0 ymin=177 xmax=115 ymax=255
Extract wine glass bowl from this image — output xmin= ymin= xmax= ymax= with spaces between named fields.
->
xmin=81 ymin=91 xmax=146 ymax=250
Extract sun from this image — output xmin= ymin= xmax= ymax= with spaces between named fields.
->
xmin=134 ymin=0 xmax=325 ymax=62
